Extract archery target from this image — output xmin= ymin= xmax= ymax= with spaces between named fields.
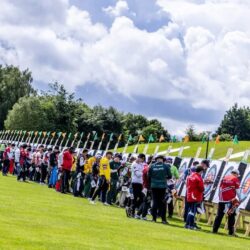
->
xmin=177 ymin=158 xmax=194 ymax=197
xmin=203 ymin=160 xmax=221 ymax=200
xmin=239 ymin=164 xmax=250 ymax=210
xmin=212 ymin=161 xmax=240 ymax=203
xmin=175 ymin=158 xmax=189 ymax=192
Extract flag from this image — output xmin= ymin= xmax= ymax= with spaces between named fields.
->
xmin=127 ymin=134 xmax=133 ymax=142
xmin=74 ymin=133 xmax=78 ymax=138
xmin=23 ymin=130 xmax=27 ymax=135
xmin=184 ymin=135 xmax=189 ymax=143
xmin=233 ymin=135 xmax=239 ymax=145
xmin=171 ymin=135 xmax=177 ymax=143
xmin=118 ymin=134 xmax=122 ymax=141
xmin=138 ymin=135 xmax=145 ymax=142
xmin=93 ymin=133 xmax=98 ymax=141
xmin=159 ymin=135 xmax=165 ymax=142
xmin=202 ymin=134 xmax=206 ymax=143
xmin=148 ymin=134 xmax=154 ymax=143
xmin=101 ymin=133 xmax=106 ymax=140
xmin=86 ymin=133 xmax=91 ymax=140
xmin=68 ymin=133 xmax=72 ymax=138
xmin=34 ymin=131 xmax=38 ymax=136
xmin=43 ymin=131 xmax=47 ymax=137
xmin=109 ymin=133 xmax=114 ymax=141
xmin=79 ymin=132 xmax=84 ymax=138
xmin=62 ymin=133 xmax=66 ymax=138
xmin=38 ymin=131 xmax=42 ymax=136
xmin=51 ymin=132 xmax=56 ymax=137
xmin=57 ymin=132 xmax=62 ymax=137
xmin=215 ymin=135 xmax=220 ymax=144
xmin=47 ymin=132 xmax=51 ymax=137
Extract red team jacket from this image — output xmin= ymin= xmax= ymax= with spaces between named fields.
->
xmin=62 ymin=150 xmax=73 ymax=171
xmin=186 ymin=172 xmax=204 ymax=203
xmin=142 ymin=163 xmax=149 ymax=189
xmin=20 ymin=148 xmax=27 ymax=167
xmin=3 ymin=147 xmax=11 ymax=160
xmin=219 ymin=174 xmax=240 ymax=202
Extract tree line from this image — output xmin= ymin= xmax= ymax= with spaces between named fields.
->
xmin=0 ymin=65 xmax=249 ymax=145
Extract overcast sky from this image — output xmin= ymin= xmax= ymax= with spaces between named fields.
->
xmin=0 ymin=0 xmax=249 ymax=135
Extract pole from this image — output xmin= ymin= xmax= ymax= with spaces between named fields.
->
xmin=205 ymin=131 xmax=211 ymax=159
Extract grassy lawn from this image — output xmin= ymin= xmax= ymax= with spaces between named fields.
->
xmin=118 ymin=141 xmax=250 ymax=162
xmin=0 ymin=176 xmax=250 ymax=250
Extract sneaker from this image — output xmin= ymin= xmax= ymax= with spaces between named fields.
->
xmin=134 ymin=215 xmax=140 ymax=219
xmin=104 ymin=202 xmax=110 ymax=206
xmin=162 ymin=221 xmax=169 ymax=225
xmin=184 ymin=225 xmax=190 ymax=229
xmin=229 ymin=233 xmax=238 ymax=237
xmin=89 ymin=200 xmax=96 ymax=205
xmin=193 ymin=225 xmax=202 ymax=230
xmin=125 ymin=207 xmax=130 ymax=217
xmin=141 ymin=217 xmax=147 ymax=221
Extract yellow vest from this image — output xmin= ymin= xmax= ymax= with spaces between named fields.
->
xmin=84 ymin=159 xmax=92 ymax=174
xmin=88 ymin=156 xmax=96 ymax=168
xmin=99 ymin=157 xmax=111 ymax=181
xmin=71 ymin=156 xmax=77 ymax=172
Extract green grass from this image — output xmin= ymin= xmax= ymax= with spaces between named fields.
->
xmin=0 ymin=176 xmax=250 ymax=250
xmin=118 ymin=141 xmax=250 ymax=162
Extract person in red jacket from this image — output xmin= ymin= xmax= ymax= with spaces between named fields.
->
xmin=213 ymin=169 xmax=240 ymax=236
xmin=61 ymin=147 xmax=74 ymax=193
xmin=2 ymin=143 xmax=12 ymax=176
xmin=185 ymin=165 xmax=204 ymax=229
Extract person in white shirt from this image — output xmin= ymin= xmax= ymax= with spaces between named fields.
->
xmin=130 ymin=153 xmax=145 ymax=218
xmin=14 ymin=146 xmax=21 ymax=175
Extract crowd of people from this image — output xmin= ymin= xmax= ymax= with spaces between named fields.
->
xmin=0 ymin=142 xmax=241 ymax=236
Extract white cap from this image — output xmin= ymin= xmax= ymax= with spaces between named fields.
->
xmin=231 ymin=168 xmax=240 ymax=175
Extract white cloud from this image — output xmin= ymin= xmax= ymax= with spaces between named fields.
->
xmin=0 ymin=0 xmax=249 ymax=131
xmin=149 ymin=116 xmax=217 ymax=137
xmin=103 ymin=0 xmax=129 ymax=17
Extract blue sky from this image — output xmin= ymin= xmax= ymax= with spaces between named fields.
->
xmin=0 ymin=0 xmax=249 ymax=135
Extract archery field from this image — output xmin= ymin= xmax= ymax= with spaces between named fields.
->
xmin=0 ymin=175 xmax=250 ymax=250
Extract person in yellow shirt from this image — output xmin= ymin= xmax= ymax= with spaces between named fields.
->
xmin=90 ymin=151 xmax=113 ymax=205
xmin=70 ymin=152 xmax=77 ymax=192
xmin=83 ymin=154 xmax=92 ymax=197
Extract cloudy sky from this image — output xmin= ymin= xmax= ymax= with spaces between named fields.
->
xmin=0 ymin=0 xmax=249 ymax=135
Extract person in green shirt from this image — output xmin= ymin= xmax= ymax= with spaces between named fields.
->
xmin=148 ymin=155 xmax=172 ymax=224
xmin=106 ymin=154 xmax=122 ymax=205
xmin=166 ymin=158 xmax=179 ymax=218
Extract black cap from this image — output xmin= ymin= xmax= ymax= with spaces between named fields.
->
xmin=69 ymin=147 xmax=76 ymax=153
xmin=115 ymin=154 xmax=122 ymax=160
xmin=155 ymin=155 xmax=165 ymax=160
xmin=195 ymin=165 xmax=204 ymax=173
xmin=138 ymin=153 xmax=146 ymax=160
xmin=193 ymin=161 xmax=200 ymax=166
xmin=201 ymin=159 xmax=210 ymax=168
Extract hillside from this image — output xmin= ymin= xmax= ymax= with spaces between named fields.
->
xmin=117 ymin=141 xmax=250 ymax=162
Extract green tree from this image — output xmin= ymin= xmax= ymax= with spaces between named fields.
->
xmin=185 ymin=125 xmax=199 ymax=141
xmin=0 ymin=65 xmax=35 ymax=129
xmin=4 ymin=96 xmax=54 ymax=131
xmin=122 ymin=113 xmax=148 ymax=138
xmin=217 ymin=104 xmax=250 ymax=140
xmin=44 ymin=82 xmax=78 ymax=133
